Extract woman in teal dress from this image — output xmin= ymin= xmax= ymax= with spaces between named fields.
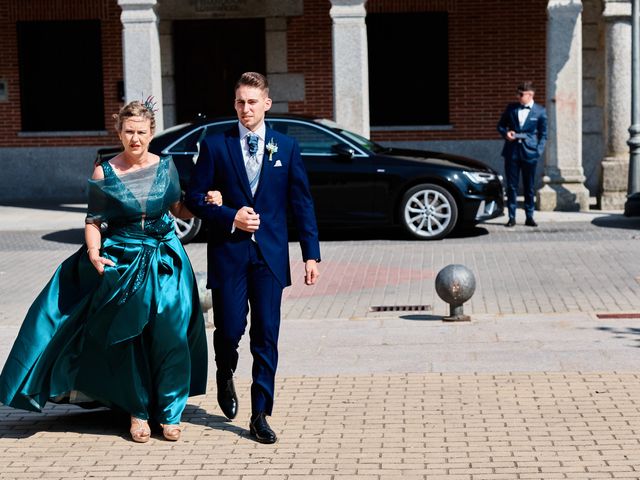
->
xmin=0 ymin=100 xmax=219 ymax=443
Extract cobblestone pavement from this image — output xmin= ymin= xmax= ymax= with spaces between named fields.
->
xmin=2 ymin=212 xmax=640 ymax=324
xmin=1 ymin=374 xmax=640 ymax=479
xmin=1 ymin=206 xmax=640 ymax=479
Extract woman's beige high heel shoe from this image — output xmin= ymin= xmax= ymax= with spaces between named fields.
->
xmin=130 ymin=417 xmax=151 ymax=443
xmin=160 ymin=423 xmax=181 ymax=441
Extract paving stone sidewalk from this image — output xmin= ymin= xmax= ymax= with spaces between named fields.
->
xmin=2 ymin=206 xmax=640 ymax=325
xmin=1 ymin=373 xmax=640 ymax=479
xmin=1 ymin=204 xmax=640 ymax=479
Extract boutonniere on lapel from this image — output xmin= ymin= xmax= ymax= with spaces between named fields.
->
xmin=266 ymin=138 xmax=278 ymax=161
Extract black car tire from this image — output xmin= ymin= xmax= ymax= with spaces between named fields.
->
xmin=173 ymin=216 xmax=202 ymax=244
xmin=400 ymin=183 xmax=458 ymax=240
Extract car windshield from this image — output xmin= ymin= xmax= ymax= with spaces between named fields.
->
xmin=314 ymin=118 xmax=387 ymax=153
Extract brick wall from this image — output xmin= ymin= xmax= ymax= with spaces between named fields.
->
xmin=1 ymin=0 xmax=547 ymax=147
xmin=0 ymin=0 xmax=122 ymax=147
xmin=286 ymin=0 xmax=547 ymax=143
xmin=287 ymin=0 xmax=334 ymax=119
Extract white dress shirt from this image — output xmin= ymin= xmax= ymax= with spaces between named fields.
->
xmin=518 ymin=101 xmax=534 ymax=127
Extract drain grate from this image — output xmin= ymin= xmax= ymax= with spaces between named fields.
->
xmin=596 ymin=313 xmax=640 ymax=319
xmin=370 ymin=305 xmax=432 ymax=312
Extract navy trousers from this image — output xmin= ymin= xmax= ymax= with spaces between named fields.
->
xmin=504 ymin=156 xmax=538 ymax=221
xmin=211 ymin=241 xmax=283 ymax=415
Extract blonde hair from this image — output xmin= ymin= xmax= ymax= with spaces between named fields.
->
xmin=113 ymin=100 xmax=156 ymax=133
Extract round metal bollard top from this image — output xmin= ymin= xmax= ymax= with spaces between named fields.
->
xmin=435 ymin=264 xmax=476 ymax=321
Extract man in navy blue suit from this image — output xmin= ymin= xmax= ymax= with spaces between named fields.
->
xmin=186 ymin=72 xmax=320 ymax=443
xmin=497 ymin=81 xmax=548 ymax=227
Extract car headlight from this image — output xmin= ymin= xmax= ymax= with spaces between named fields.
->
xmin=463 ymin=171 xmax=497 ymax=184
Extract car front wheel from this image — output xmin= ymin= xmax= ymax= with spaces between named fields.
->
xmin=173 ymin=216 xmax=202 ymax=244
xmin=400 ymin=183 xmax=458 ymax=240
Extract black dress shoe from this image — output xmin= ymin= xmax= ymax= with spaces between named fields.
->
xmin=216 ymin=375 xmax=238 ymax=420
xmin=506 ymin=218 xmax=516 ymax=227
xmin=525 ymin=218 xmax=538 ymax=227
xmin=249 ymin=412 xmax=277 ymax=444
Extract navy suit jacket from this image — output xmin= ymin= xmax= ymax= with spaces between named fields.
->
xmin=497 ymin=102 xmax=548 ymax=162
xmin=185 ymin=125 xmax=321 ymax=289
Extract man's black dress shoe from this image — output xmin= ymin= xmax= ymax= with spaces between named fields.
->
xmin=249 ymin=412 xmax=277 ymax=444
xmin=506 ymin=218 xmax=516 ymax=227
xmin=525 ymin=218 xmax=538 ymax=227
xmin=216 ymin=375 xmax=238 ymax=420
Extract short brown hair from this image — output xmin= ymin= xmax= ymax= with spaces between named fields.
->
xmin=517 ymin=81 xmax=536 ymax=93
xmin=113 ymin=100 xmax=156 ymax=133
xmin=235 ymin=71 xmax=269 ymax=95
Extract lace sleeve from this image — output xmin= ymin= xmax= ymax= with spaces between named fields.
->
xmin=85 ymin=177 xmax=108 ymax=226
xmin=165 ymin=157 xmax=182 ymax=206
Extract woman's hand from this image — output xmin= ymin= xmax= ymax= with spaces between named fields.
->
xmin=88 ymin=248 xmax=115 ymax=275
xmin=205 ymin=190 xmax=223 ymax=206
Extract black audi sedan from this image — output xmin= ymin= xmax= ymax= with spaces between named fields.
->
xmin=97 ymin=115 xmax=504 ymax=243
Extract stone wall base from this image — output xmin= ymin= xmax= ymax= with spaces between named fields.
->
xmin=0 ymin=147 xmax=96 ymax=203
xmin=600 ymin=157 xmax=629 ymax=210
xmin=537 ymin=183 xmax=590 ymax=212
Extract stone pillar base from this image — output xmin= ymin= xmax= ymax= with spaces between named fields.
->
xmin=601 ymin=191 xmax=628 ymax=210
xmin=600 ymin=157 xmax=629 ymax=210
xmin=537 ymin=182 xmax=590 ymax=211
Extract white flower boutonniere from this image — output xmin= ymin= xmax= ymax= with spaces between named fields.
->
xmin=266 ymin=138 xmax=278 ymax=161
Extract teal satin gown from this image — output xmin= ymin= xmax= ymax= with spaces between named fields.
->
xmin=0 ymin=156 xmax=207 ymax=425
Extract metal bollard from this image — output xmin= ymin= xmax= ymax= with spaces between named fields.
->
xmin=435 ymin=264 xmax=476 ymax=322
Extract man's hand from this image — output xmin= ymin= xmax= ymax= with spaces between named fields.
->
xmin=234 ymin=206 xmax=260 ymax=232
xmin=304 ymin=259 xmax=319 ymax=285
xmin=205 ymin=190 xmax=223 ymax=206
xmin=506 ymin=130 xmax=516 ymax=141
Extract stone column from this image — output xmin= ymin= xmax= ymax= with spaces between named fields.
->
xmin=601 ymin=0 xmax=632 ymax=209
xmin=538 ymin=0 xmax=590 ymax=211
xmin=329 ymin=0 xmax=370 ymax=137
xmin=118 ymin=0 xmax=164 ymax=131
xmin=159 ymin=20 xmax=175 ymax=128
xmin=265 ymin=17 xmax=304 ymax=114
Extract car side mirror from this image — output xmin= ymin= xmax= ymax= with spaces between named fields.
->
xmin=332 ymin=143 xmax=355 ymax=160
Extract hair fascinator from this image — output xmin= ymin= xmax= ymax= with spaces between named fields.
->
xmin=142 ymin=95 xmax=158 ymax=113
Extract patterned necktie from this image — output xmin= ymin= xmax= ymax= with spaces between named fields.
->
xmin=245 ymin=133 xmax=261 ymax=195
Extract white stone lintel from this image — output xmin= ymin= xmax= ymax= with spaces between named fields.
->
xmin=547 ymin=0 xmax=583 ymax=12
xmin=330 ymin=0 xmax=366 ymax=21
xmin=119 ymin=0 xmax=158 ymax=23
xmin=602 ymin=0 xmax=632 ymax=20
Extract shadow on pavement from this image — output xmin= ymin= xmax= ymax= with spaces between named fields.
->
xmin=291 ymin=225 xmax=490 ymax=242
xmin=400 ymin=314 xmax=443 ymax=322
xmin=591 ymin=214 xmax=640 ymax=230
xmin=42 ymin=228 xmax=84 ymax=244
xmin=0 ymin=403 xmax=252 ymax=440
xmin=595 ymin=326 xmax=640 ymax=347
xmin=183 ymin=404 xmax=249 ymax=439
xmin=0 ymin=201 xmax=86 ymax=214
xmin=35 ymin=221 xmax=491 ymax=245
xmin=0 ymin=407 xmax=122 ymax=439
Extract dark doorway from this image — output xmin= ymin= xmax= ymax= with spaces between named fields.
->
xmin=367 ymin=12 xmax=449 ymax=127
xmin=173 ymin=19 xmax=266 ymax=123
xmin=17 ymin=20 xmax=104 ymax=131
